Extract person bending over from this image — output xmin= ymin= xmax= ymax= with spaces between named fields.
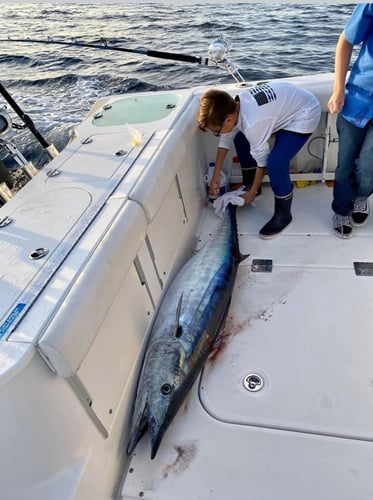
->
xmin=197 ymin=81 xmax=320 ymax=239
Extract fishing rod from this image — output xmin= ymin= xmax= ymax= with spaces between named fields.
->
xmin=0 ymin=36 xmax=247 ymax=83
xmin=0 ymin=82 xmax=58 ymax=159
xmin=0 ymin=36 xmax=210 ymax=65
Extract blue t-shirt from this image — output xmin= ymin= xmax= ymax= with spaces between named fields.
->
xmin=343 ymin=3 xmax=373 ymax=127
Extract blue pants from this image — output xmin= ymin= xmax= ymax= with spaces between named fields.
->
xmin=234 ymin=130 xmax=310 ymax=195
xmin=332 ymin=114 xmax=373 ymax=216
xmin=267 ymin=130 xmax=311 ymax=196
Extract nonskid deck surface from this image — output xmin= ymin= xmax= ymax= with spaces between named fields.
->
xmin=122 ymin=183 xmax=373 ymax=500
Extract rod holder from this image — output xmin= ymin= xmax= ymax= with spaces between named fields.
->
xmin=45 ymin=144 xmax=59 ymax=159
xmin=23 ymin=161 xmax=39 ymax=178
xmin=0 ymin=181 xmax=13 ymax=203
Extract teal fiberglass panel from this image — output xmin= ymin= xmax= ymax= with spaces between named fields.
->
xmin=92 ymin=94 xmax=183 ymax=126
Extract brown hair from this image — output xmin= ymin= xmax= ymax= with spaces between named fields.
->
xmin=197 ymin=89 xmax=236 ymax=131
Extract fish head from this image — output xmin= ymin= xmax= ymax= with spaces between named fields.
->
xmin=145 ymin=339 xmax=189 ymax=458
xmin=127 ymin=339 xmax=189 ymax=459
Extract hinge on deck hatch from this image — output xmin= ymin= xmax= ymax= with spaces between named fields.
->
xmin=353 ymin=262 xmax=373 ymax=277
xmin=134 ymin=256 xmax=156 ymax=309
xmin=251 ymin=259 xmax=273 ymax=273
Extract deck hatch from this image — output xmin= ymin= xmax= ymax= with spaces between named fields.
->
xmin=92 ymin=94 xmax=182 ymax=126
xmin=353 ymin=262 xmax=373 ymax=276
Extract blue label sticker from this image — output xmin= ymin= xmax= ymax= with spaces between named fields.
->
xmin=0 ymin=303 xmax=27 ymax=339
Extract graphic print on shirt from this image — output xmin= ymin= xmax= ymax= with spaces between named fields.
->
xmin=249 ymin=84 xmax=277 ymax=106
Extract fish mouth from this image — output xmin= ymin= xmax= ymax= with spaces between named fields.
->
xmin=126 ymin=399 xmax=173 ymax=460
xmin=149 ymin=420 xmax=165 ymax=460
xmin=126 ymin=401 xmax=149 ymax=458
xmin=127 ymin=341 xmax=187 ymax=459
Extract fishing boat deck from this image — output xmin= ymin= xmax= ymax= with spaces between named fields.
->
xmin=122 ymin=182 xmax=373 ymax=499
xmin=1 ymin=74 xmax=372 ymax=499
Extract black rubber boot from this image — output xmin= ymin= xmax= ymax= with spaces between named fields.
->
xmin=259 ymin=190 xmax=293 ymax=239
xmin=233 ymin=132 xmax=261 ymax=196
xmin=242 ymin=168 xmax=262 ymax=196
xmin=241 ymin=167 xmax=256 ymax=187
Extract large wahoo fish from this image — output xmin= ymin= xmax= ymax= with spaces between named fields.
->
xmin=127 ymin=204 xmax=244 ymax=459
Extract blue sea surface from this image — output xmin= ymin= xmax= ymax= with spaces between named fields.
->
xmin=0 ymin=3 xmax=355 ymax=164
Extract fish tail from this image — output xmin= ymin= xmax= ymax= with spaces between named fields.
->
xmin=227 ymin=203 xmax=249 ymax=263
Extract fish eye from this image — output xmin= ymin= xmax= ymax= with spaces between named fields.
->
xmin=161 ymin=383 xmax=173 ymax=395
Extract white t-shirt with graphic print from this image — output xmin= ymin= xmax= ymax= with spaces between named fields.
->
xmin=218 ymin=81 xmax=321 ymax=167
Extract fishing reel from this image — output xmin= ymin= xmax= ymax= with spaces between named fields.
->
xmin=0 ymin=108 xmax=27 ymax=136
xmin=208 ymin=38 xmax=247 ymax=86
xmin=0 ymin=108 xmax=28 ymax=167
xmin=0 ymin=109 xmax=12 ymax=136
xmin=208 ymin=38 xmax=229 ymax=65
xmin=0 ymin=106 xmax=39 ymax=205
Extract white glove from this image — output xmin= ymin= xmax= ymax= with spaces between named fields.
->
xmin=213 ymin=187 xmax=246 ymax=218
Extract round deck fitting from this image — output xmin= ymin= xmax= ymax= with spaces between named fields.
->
xmin=243 ymin=373 xmax=264 ymax=392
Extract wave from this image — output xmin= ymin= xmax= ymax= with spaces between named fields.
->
xmin=0 ymin=54 xmax=33 ymax=65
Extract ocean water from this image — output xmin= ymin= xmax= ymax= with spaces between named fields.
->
xmin=0 ymin=3 xmax=355 ymax=165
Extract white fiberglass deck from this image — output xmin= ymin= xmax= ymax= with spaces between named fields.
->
xmin=122 ymin=183 xmax=373 ymax=500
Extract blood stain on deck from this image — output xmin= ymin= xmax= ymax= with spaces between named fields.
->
xmin=162 ymin=441 xmax=197 ymax=478
xmin=208 ymin=316 xmax=246 ymax=363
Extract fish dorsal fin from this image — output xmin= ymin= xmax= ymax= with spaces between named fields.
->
xmin=174 ymin=293 xmax=183 ymax=338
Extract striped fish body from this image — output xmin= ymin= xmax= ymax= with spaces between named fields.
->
xmin=127 ymin=205 xmax=242 ymax=459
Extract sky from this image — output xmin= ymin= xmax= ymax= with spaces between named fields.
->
xmin=0 ymin=0 xmax=358 ymax=3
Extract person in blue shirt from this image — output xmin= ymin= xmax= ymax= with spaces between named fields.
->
xmin=328 ymin=3 xmax=373 ymax=238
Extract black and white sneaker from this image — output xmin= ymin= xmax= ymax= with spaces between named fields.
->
xmin=351 ymin=198 xmax=369 ymax=226
xmin=333 ymin=214 xmax=352 ymax=239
